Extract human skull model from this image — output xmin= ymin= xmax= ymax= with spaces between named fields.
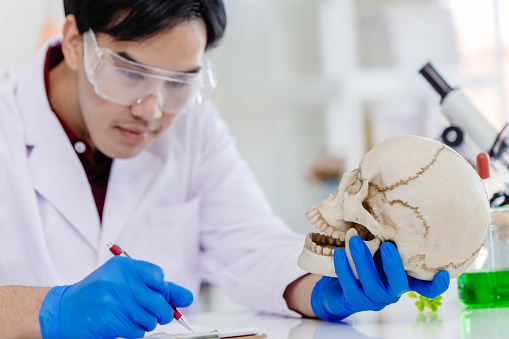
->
xmin=298 ymin=135 xmax=489 ymax=280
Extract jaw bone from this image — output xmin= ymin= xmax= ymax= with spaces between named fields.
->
xmin=297 ymin=221 xmax=382 ymax=278
xmin=344 ymin=228 xmax=381 ymax=279
xmin=297 ymin=233 xmax=341 ymax=277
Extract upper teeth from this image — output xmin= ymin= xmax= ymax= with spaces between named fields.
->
xmin=307 ymin=208 xmax=346 ymax=241
xmin=306 ymin=208 xmax=321 ymax=224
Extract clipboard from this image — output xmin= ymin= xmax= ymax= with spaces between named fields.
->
xmin=145 ymin=331 xmax=220 ymax=339
xmin=226 ymin=334 xmax=267 ymax=339
xmin=144 ymin=330 xmax=267 ymax=339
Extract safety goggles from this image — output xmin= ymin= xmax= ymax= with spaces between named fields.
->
xmin=83 ymin=28 xmax=216 ymax=114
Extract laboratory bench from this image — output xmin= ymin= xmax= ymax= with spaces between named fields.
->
xmin=188 ymin=279 xmax=508 ymax=339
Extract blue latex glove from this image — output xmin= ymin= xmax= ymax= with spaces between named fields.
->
xmin=311 ymin=236 xmax=450 ymax=322
xmin=39 ymin=256 xmax=193 ymax=339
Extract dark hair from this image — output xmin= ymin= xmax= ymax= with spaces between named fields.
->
xmin=63 ymin=0 xmax=226 ymax=50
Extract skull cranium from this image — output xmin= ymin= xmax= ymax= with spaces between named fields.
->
xmin=298 ymin=135 xmax=489 ymax=280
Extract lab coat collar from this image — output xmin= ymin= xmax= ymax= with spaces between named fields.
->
xmin=16 ymin=39 xmax=101 ymax=250
xmin=16 ymin=39 xmax=164 ymax=253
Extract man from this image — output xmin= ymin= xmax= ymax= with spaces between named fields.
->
xmin=0 ymin=0 xmax=448 ymax=337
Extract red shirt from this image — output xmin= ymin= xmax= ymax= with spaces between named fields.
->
xmin=44 ymin=45 xmax=111 ymax=221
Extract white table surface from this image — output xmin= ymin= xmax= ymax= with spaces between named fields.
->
xmin=185 ymin=279 xmax=509 ymax=338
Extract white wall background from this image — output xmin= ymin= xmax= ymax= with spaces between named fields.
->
xmin=209 ymin=0 xmax=329 ymax=235
xmin=0 ymin=0 xmax=63 ymax=74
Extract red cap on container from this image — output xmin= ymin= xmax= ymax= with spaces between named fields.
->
xmin=476 ymin=152 xmax=490 ymax=179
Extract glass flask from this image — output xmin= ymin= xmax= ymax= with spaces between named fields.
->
xmin=457 ymin=206 xmax=509 ymax=308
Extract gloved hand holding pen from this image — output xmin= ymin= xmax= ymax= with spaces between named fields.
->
xmin=311 ymin=236 xmax=450 ymax=322
xmin=39 ymin=256 xmax=193 ymax=339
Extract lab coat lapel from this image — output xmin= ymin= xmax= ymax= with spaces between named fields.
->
xmin=27 ymin=135 xmax=101 ymax=249
xmin=17 ymin=40 xmax=101 ymax=249
xmin=99 ymin=148 xmax=162 ymax=253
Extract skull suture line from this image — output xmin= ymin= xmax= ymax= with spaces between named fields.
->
xmin=298 ymin=135 xmax=489 ymax=280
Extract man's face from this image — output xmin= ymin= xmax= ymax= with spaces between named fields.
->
xmin=76 ymin=20 xmax=207 ymax=159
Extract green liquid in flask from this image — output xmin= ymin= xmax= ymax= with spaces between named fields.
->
xmin=458 ymin=270 xmax=509 ymax=308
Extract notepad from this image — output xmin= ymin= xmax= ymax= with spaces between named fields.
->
xmin=145 ymin=331 xmax=219 ymax=339
xmin=142 ymin=322 xmax=267 ymax=338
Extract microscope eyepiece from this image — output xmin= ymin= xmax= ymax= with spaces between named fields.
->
xmin=419 ymin=62 xmax=455 ymax=100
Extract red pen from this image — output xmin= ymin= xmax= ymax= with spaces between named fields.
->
xmin=107 ymin=242 xmax=194 ymax=333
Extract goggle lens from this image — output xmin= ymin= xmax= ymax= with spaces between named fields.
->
xmin=83 ymin=29 xmax=215 ymax=114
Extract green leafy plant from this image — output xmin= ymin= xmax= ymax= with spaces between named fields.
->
xmin=407 ymin=292 xmax=443 ymax=312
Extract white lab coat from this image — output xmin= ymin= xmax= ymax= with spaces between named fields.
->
xmin=0 ymin=39 xmax=306 ymax=317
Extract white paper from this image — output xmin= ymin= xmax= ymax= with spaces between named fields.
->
xmin=143 ymin=322 xmax=261 ymax=338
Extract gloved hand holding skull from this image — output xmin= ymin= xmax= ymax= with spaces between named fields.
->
xmin=310 ymin=236 xmax=450 ymax=321
xmin=298 ymin=135 xmax=489 ymax=321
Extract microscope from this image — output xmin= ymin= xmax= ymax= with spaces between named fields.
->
xmin=419 ymin=62 xmax=509 ymax=207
